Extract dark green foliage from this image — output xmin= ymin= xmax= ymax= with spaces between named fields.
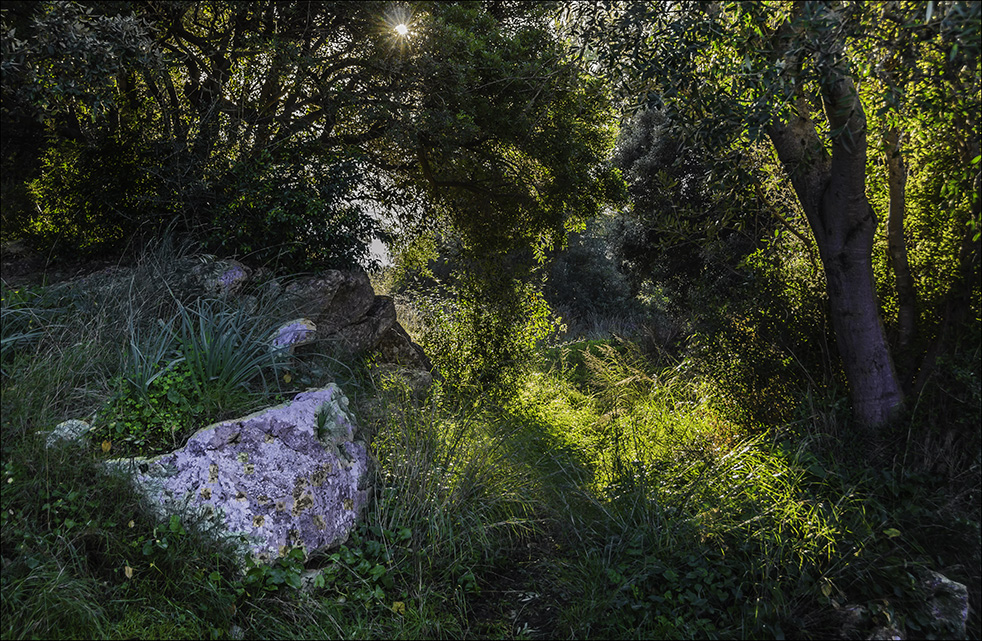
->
xmin=94 ymin=362 xmax=201 ymax=457
xmin=545 ymin=213 xmax=634 ymax=317
xmin=27 ymin=128 xmax=168 ymax=256
xmin=416 ymin=272 xmax=555 ymax=397
xmin=610 ymin=107 xmax=770 ymax=301
xmin=0 ymin=283 xmax=68 ymax=374
xmin=692 ymin=246 xmax=843 ymax=429
xmin=209 ymin=150 xmax=376 ymax=271
xmin=3 ymin=1 xmax=619 ymax=282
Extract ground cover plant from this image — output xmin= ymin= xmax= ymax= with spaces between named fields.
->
xmin=2 ymin=1 xmax=979 ymax=639
xmin=2 ymin=247 xmax=978 ymax=638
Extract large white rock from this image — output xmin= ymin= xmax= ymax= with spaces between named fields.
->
xmin=108 ymin=384 xmax=370 ymax=562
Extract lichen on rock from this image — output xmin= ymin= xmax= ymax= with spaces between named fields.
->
xmin=109 ymin=384 xmax=369 ymax=562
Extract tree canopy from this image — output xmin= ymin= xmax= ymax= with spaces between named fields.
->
xmin=2 ymin=0 xmax=619 ymax=269
xmin=570 ymin=0 xmax=980 ymax=428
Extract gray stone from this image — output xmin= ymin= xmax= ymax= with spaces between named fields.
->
xmin=271 ymin=318 xmax=318 ymax=354
xmin=42 ymin=419 xmax=92 ymax=447
xmin=278 ymin=272 xmax=431 ymax=365
xmin=373 ymin=321 xmax=432 ymax=371
xmin=282 ymin=271 xmax=375 ymax=335
xmin=323 ymin=295 xmax=397 ymax=355
xmin=916 ymin=568 xmax=969 ymax=639
xmin=108 ymin=385 xmax=369 ymax=562
xmin=191 ymin=258 xmax=252 ymax=297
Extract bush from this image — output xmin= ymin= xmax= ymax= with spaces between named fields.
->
xmin=208 ymin=150 xmax=378 ymax=271
xmin=27 ymin=131 xmax=168 ymax=256
xmin=417 ymin=274 xmax=557 ymax=397
xmin=545 ymin=212 xmax=634 ymax=317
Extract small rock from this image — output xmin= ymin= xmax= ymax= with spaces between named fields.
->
xmin=41 ymin=419 xmax=91 ymax=447
xmin=271 ymin=319 xmax=318 ymax=354
xmin=916 ymin=568 xmax=969 ymax=639
xmin=191 ymin=259 xmax=252 ymax=297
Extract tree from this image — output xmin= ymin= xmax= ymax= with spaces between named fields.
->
xmin=3 ymin=1 xmax=618 ymax=271
xmin=571 ymin=0 xmax=980 ymax=429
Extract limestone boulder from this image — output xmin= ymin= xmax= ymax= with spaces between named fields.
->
xmin=109 ymin=384 xmax=369 ymax=562
xmin=282 ymin=271 xmax=375 ymax=336
xmin=373 ymin=321 xmax=432 ymax=372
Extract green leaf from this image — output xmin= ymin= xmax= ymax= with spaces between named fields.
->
xmin=883 ymin=528 xmax=902 ymax=539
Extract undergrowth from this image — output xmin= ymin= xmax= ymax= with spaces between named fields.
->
xmin=1 ymin=246 xmax=978 ymax=639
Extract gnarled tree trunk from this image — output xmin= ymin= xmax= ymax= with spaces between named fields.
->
xmin=768 ymin=74 xmax=904 ymax=428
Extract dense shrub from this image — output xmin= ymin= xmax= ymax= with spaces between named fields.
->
xmin=208 ymin=151 xmax=378 ymax=271
xmin=545 ymin=212 xmax=634 ymax=317
xmin=27 ymin=131 xmax=168 ymax=255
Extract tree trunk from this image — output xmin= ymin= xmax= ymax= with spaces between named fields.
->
xmin=768 ymin=75 xmax=904 ymax=428
xmin=884 ymin=129 xmax=918 ymax=357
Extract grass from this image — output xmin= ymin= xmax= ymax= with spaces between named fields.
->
xmin=1 ymin=250 xmax=979 ymax=639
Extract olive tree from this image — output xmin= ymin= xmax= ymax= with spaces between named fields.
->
xmin=570 ymin=0 xmax=980 ymax=429
xmin=3 ymin=1 xmax=618 ymax=271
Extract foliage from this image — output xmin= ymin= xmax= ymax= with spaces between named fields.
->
xmin=416 ymin=271 xmax=557 ymax=397
xmin=567 ymin=1 xmax=980 ymax=428
xmin=210 ymin=149 xmax=375 ymax=270
xmin=522 ymin=337 xmax=978 ymax=639
xmin=88 ymin=295 xmax=283 ymax=457
xmin=2 ymin=0 xmax=619 ymax=278
xmin=610 ymin=107 xmax=776 ymax=300
xmin=171 ymin=298 xmax=279 ymax=408
xmin=544 ymin=210 xmax=635 ymax=317
xmin=0 ymin=283 xmax=66 ymax=375
xmin=95 ymin=361 xmax=201 ymax=457
xmin=26 ymin=117 xmax=168 ymax=255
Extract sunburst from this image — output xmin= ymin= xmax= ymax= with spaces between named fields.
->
xmin=383 ymin=4 xmax=414 ymax=40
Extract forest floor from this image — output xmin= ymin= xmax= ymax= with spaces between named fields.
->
xmin=2 ymin=243 xmax=979 ymax=640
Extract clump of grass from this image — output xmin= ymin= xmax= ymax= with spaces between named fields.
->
xmin=91 ymin=294 xmax=290 ymax=457
xmin=509 ymin=338 xmax=930 ymax=638
xmin=3 ymin=240 xmax=977 ymax=640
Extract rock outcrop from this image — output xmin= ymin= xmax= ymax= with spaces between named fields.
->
xmin=831 ymin=567 xmax=970 ymax=640
xmin=107 ymin=385 xmax=369 ymax=562
xmin=277 ymin=271 xmax=431 ymax=384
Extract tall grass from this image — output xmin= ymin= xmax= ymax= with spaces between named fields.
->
xmin=2 ymin=250 xmax=978 ymax=639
